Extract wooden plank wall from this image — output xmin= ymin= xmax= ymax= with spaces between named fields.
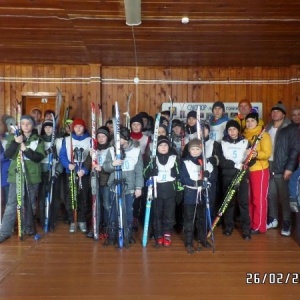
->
xmin=0 ymin=64 xmax=101 ymax=129
xmin=1 ymin=64 xmax=300 ymax=130
xmin=102 ymin=65 xmax=300 ymax=125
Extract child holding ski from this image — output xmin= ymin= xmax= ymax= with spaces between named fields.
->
xmin=103 ymin=126 xmax=144 ymax=245
xmin=87 ymin=125 xmax=111 ymax=239
xmin=0 ymin=115 xmax=46 ymax=243
xmin=59 ymin=118 xmax=92 ymax=233
xmin=180 ymin=139 xmax=212 ymax=253
xmin=219 ymin=120 xmax=254 ymax=240
xmin=39 ymin=119 xmax=63 ymax=231
xmin=144 ymin=136 xmax=180 ymax=247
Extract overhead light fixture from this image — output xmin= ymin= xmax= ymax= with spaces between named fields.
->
xmin=181 ymin=17 xmax=189 ymax=24
xmin=124 ymin=0 xmax=141 ymax=26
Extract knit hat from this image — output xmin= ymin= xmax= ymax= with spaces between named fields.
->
xmin=20 ymin=115 xmax=36 ymax=126
xmin=130 ymin=114 xmax=143 ymax=127
xmin=2 ymin=114 xmax=16 ymax=128
xmin=187 ymin=110 xmax=197 ymax=119
xmin=271 ymin=101 xmax=286 ymax=115
xmin=172 ymin=119 xmax=182 ymax=128
xmin=96 ymin=126 xmax=110 ymax=138
xmin=212 ymin=101 xmax=225 ymax=112
xmin=72 ymin=118 xmax=86 ymax=130
xmin=42 ymin=120 xmax=54 ymax=128
xmin=225 ymin=120 xmax=241 ymax=132
xmin=188 ymin=139 xmax=202 ymax=151
xmin=157 ymin=136 xmax=170 ymax=147
xmin=120 ymin=126 xmax=131 ymax=141
xmin=245 ymin=112 xmax=259 ymax=123
xmin=238 ymin=99 xmax=252 ymax=108
xmin=139 ymin=112 xmax=149 ymax=119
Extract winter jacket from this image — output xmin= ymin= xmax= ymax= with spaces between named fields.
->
xmin=103 ymin=140 xmax=144 ymax=194
xmin=266 ymin=118 xmax=300 ymax=174
xmin=243 ymin=125 xmax=272 ymax=171
xmin=59 ymin=131 xmax=92 ymax=175
xmin=219 ymin=134 xmax=253 ymax=179
xmin=4 ymin=133 xmax=45 ymax=184
xmin=0 ymin=138 xmax=10 ymax=187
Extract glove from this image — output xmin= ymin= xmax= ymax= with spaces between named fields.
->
xmin=170 ymin=166 xmax=177 ymax=178
xmin=197 ymin=180 xmax=203 ymax=187
xmin=203 ymin=170 xmax=210 ymax=178
xmin=208 ymin=156 xmax=217 ymax=166
xmin=51 ymin=170 xmax=60 ymax=182
xmin=46 ymin=146 xmax=55 ymax=155
xmin=176 ymin=181 xmax=184 ymax=191
xmin=149 ymin=167 xmax=158 ymax=177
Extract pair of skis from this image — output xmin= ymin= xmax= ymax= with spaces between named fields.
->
xmin=68 ymin=146 xmax=86 ymax=233
xmin=113 ymin=101 xmax=129 ymax=248
xmin=207 ymin=126 xmax=267 ymax=238
xmin=44 ymin=113 xmax=56 ymax=233
xmin=91 ymin=102 xmax=102 ymax=240
xmin=142 ymin=113 xmax=161 ymax=247
xmin=196 ymin=106 xmax=215 ymax=251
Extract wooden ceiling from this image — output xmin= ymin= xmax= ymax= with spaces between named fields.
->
xmin=0 ymin=0 xmax=300 ymax=68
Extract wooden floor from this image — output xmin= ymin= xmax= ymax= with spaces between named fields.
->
xmin=0 ymin=222 xmax=299 ymax=300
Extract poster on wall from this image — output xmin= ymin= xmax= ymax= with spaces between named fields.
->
xmin=161 ymin=102 xmax=263 ymax=122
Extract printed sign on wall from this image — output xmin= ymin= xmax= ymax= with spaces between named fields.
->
xmin=161 ymin=102 xmax=263 ymax=122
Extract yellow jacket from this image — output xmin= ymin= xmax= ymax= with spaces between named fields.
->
xmin=243 ymin=125 xmax=272 ymax=171
xmin=234 ymin=115 xmax=264 ymax=133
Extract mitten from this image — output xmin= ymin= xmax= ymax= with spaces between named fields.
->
xmin=208 ymin=156 xmax=217 ymax=166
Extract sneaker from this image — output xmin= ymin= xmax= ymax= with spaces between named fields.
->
xmin=267 ymin=218 xmax=278 ymax=230
xmin=281 ymin=221 xmax=291 ymax=237
xmin=186 ymin=245 xmax=194 ymax=254
xmin=163 ymin=234 xmax=172 ymax=247
xmin=0 ymin=234 xmax=10 ymax=243
xmin=86 ymin=231 xmax=94 ymax=238
xmin=69 ymin=223 xmax=76 ymax=233
xmin=78 ymin=222 xmax=87 ymax=233
xmin=99 ymin=233 xmax=108 ymax=240
xmin=157 ymin=236 xmax=164 ymax=246
xmin=223 ymin=228 xmax=233 ymax=236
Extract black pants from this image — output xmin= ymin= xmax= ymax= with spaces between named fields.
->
xmin=184 ymin=202 xmax=206 ymax=246
xmin=67 ymin=174 xmax=90 ymax=223
xmin=152 ymin=195 xmax=176 ymax=238
xmin=222 ymin=175 xmax=250 ymax=234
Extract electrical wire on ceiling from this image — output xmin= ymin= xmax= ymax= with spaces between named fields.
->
xmin=132 ymin=26 xmax=139 ymax=84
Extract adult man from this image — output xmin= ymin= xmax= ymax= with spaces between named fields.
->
xmin=209 ymin=101 xmax=229 ymax=142
xmin=234 ymin=98 xmax=264 ymax=133
xmin=266 ymin=102 xmax=300 ymax=236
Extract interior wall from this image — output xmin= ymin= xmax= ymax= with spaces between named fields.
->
xmin=0 ymin=64 xmax=300 ymax=130
xmin=0 ymin=64 xmax=101 ymax=129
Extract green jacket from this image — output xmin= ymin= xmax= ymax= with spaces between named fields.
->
xmin=4 ymin=133 xmax=46 ymax=184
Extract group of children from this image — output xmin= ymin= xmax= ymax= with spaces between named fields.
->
xmin=0 ymin=99 xmax=300 ymax=253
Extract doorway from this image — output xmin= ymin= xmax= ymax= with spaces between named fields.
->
xmin=22 ymin=96 xmax=57 ymax=122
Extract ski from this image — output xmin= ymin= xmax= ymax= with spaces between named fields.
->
xmin=123 ymin=93 xmax=133 ymax=130
xmin=207 ymin=126 xmax=268 ymax=238
xmin=113 ymin=101 xmax=127 ymax=248
xmin=15 ymin=102 xmax=25 ymax=240
xmin=55 ymin=87 xmax=63 ymax=129
xmin=69 ymin=138 xmax=78 ymax=232
xmin=44 ymin=113 xmax=56 ymax=233
xmin=196 ymin=106 xmax=215 ymax=251
xmin=142 ymin=113 xmax=161 ymax=247
xmin=91 ymin=102 xmax=100 ymax=240
xmin=168 ymin=96 xmax=175 ymax=142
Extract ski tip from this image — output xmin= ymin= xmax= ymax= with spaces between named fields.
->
xmin=33 ymin=234 xmax=42 ymax=241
